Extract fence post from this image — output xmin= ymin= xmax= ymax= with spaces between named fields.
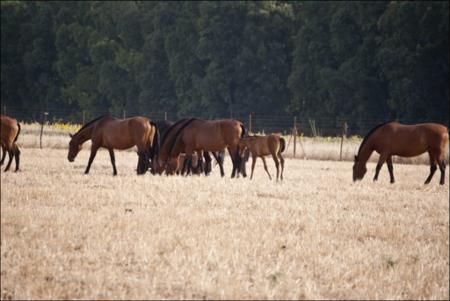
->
xmin=293 ymin=116 xmax=297 ymax=157
xmin=248 ymin=113 xmax=252 ymax=134
xmin=164 ymin=112 xmax=167 ymax=121
xmin=339 ymin=121 xmax=348 ymax=161
xmin=40 ymin=112 xmax=48 ymax=149
xmin=123 ymin=110 xmax=126 ymax=119
xmin=82 ymin=111 xmax=86 ymax=125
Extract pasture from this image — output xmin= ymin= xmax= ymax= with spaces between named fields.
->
xmin=1 ymin=133 xmax=449 ymax=299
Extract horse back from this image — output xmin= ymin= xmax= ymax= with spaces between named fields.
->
xmin=374 ymin=122 xmax=448 ymax=156
xmin=96 ymin=116 xmax=153 ymax=149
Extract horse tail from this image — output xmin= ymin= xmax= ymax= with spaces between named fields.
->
xmin=279 ymin=137 xmax=286 ymax=153
xmin=14 ymin=122 xmax=21 ymax=143
xmin=149 ymin=121 xmax=159 ymax=160
xmin=240 ymin=122 xmax=247 ymax=138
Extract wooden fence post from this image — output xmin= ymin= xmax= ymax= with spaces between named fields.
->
xmin=123 ymin=110 xmax=126 ymax=119
xmin=248 ymin=113 xmax=252 ymax=134
xmin=339 ymin=121 xmax=348 ymax=161
xmin=40 ymin=112 xmax=48 ymax=149
xmin=164 ymin=112 xmax=167 ymax=121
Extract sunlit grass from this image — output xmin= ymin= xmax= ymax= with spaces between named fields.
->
xmin=1 ymin=147 xmax=448 ymax=300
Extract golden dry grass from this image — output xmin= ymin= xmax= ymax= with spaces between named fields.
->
xmin=1 ymin=144 xmax=448 ymax=300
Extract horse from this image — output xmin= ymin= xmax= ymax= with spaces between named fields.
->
xmin=155 ymin=118 xmax=245 ymax=178
xmin=239 ymin=134 xmax=286 ymax=181
xmin=0 ymin=114 xmax=21 ymax=172
xmin=152 ymin=118 xmax=227 ymax=176
xmin=353 ymin=121 xmax=449 ymax=185
xmin=153 ymin=119 xmax=205 ymax=175
xmin=68 ymin=115 xmax=159 ymax=175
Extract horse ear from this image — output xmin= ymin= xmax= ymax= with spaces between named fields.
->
xmin=69 ymin=133 xmax=73 ymax=138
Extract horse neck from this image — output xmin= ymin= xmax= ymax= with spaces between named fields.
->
xmin=357 ymin=138 xmax=374 ymax=165
xmin=73 ymin=124 xmax=94 ymax=145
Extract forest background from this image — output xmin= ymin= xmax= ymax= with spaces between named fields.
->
xmin=1 ymin=1 xmax=448 ymax=134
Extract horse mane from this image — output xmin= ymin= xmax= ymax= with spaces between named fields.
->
xmin=74 ymin=115 xmax=110 ymax=135
xmin=160 ymin=118 xmax=189 ymax=147
xmin=166 ymin=118 xmax=202 ymax=159
xmin=357 ymin=121 xmax=393 ymax=156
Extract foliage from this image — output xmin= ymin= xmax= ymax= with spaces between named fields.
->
xmin=1 ymin=1 xmax=448 ymax=126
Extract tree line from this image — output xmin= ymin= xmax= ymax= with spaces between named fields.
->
xmin=1 ymin=1 xmax=448 ymax=127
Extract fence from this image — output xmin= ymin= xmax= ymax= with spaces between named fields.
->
xmin=4 ymin=105 xmax=434 ymax=135
xmin=2 ymin=105 xmax=447 ymax=159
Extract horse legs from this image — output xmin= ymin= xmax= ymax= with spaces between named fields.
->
xmin=228 ymin=146 xmax=239 ymax=178
xmin=4 ymin=149 xmax=14 ymax=172
xmin=424 ymin=152 xmax=437 ymax=184
xmin=250 ymin=155 xmax=257 ymax=180
xmin=197 ymin=153 xmax=205 ymax=175
xmin=108 ymin=149 xmax=117 ymax=176
xmin=373 ymin=153 xmax=388 ymax=182
xmin=211 ymin=151 xmax=225 ymax=177
xmin=13 ymin=145 xmax=20 ymax=172
xmin=183 ymin=152 xmax=193 ymax=176
xmin=0 ymin=144 xmax=6 ymax=165
xmin=438 ymin=160 xmax=446 ymax=185
xmin=261 ymin=156 xmax=272 ymax=180
xmin=271 ymin=152 xmax=280 ymax=182
xmin=386 ymin=155 xmax=395 ymax=184
xmin=181 ymin=156 xmax=192 ymax=176
xmin=203 ymin=152 xmax=212 ymax=176
xmin=279 ymin=153 xmax=285 ymax=181
xmin=85 ymin=145 xmax=99 ymax=174
xmin=137 ymin=151 xmax=150 ymax=175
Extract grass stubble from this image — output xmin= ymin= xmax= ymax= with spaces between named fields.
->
xmin=0 ymin=130 xmax=448 ymax=300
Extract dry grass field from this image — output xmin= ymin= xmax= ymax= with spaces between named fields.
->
xmin=1 ymin=127 xmax=449 ymax=300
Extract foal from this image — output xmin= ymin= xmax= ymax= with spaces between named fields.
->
xmin=239 ymin=134 xmax=285 ymax=181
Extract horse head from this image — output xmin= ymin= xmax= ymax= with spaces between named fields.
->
xmin=165 ymin=156 xmax=179 ymax=175
xmin=67 ymin=133 xmax=82 ymax=162
xmin=352 ymin=155 xmax=367 ymax=181
xmin=151 ymin=154 xmax=178 ymax=175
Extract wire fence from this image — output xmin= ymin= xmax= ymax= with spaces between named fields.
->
xmin=1 ymin=105 xmax=448 ymax=137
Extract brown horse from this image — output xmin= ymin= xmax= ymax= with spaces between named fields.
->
xmin=68 ymin=115 xmax=158 ymax=175
xmin=239 ymin=134 xmax=286 ymax=181
xmin=0 ymin=114 xmax=21 ymax=172
xmin=155 ymin=118 xmax=245 ymax=178
xmin=353 ymin=121 xmax=449 ymax=185
xmin=153 ymin=118 xmax=227 ymax=176
xmin=152 ymin=118 xmax=194 ymax=175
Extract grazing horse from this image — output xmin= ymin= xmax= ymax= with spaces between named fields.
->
xmin=0 ymin=114 xmax=21 ymax=172
xmin=153 ymin=119 xmax=206 ymax=175
xmin=68 ymin=115 xmax=158 ymax=175
xmin=353 ymin=121 xmax=449 ymax=185
xmin=156 ymin=118 xmax=245 ymax=178
xmin=239 ymin=134 xmax=286 ymax=181
xmin=153 ymin=118 xmax=227 ymax=176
